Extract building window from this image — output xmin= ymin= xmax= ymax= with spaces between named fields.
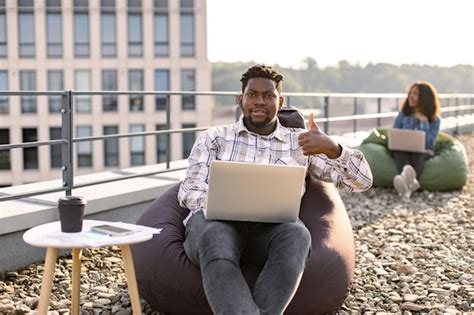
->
xmin=46 ymin=0 xmax=61 ymax=6
xmin=182 ymin=123 xmax=195 ymax=159
xmin=0 ymin=71 xmax=8 ymax=113
xmin=74 ymin=0 xmax=89 ymax=57
xmin=155 ymin=0 xmax=168 ymax=9
xmin=181 ymin=69 xmax=195 ymax=110
xmin=76 ymin=126 xmax=92 ymax=167
xmin=48 ymin=70 xmax=63 ymax=113
xmin=23 ymin=128 xmax=38 ymax=170
xmin=18 ymin=1 xmax=35 ymax=58
xmin=101 ymin=12 xmax=116 ymax=57
xmin=49 ymin=127 xmax=62 ymax=168
xmin=74 ymin=0 xmax=88 ymax=6
xmin=154 ymin=14 xmax=168 ymax=56
xmin=102 ymin=70 xmax=117 ymax=112
xmin=101 ymin=0 xmax=115 ymax=8
xmin=74 ymin=13 xmax=89 ymax=57
xmin=155 ymin=70 xmax=169 ymax=111
xmin=128 ymin=13 xmax=142 ymax=57
xmin=129 ymin=70 xmax=143 ymax=112
xmin=180 ymin=0 xmax=193 ymax=9
xmin=129 ymin=124 xmax=145 ymax=166
xmin=103 ymin=125 xmax=119 ymax=166
xmin=0 ymin=4 xmax=7 ymax=58
xmin=20 ymin=70 xmax=36 ymax=113
xmin=0 ymin=128 xmax=10 ymax=170
xmin=154 ymin=0 xmax=168 ymax=11
xmin=180 ymin=14 xmax=194 ymax=57
xmin=128 ymin=0 xmax=142 ymax=57
xmin=75 ymin=70 xmax=91 ymax=113
xmin=128 ymin=0 xmax=141 ymax=6
xmin=155 ymin=124 xmax=168 ymax=163
xmin=46 ymin=3 xmax=62 ymax=58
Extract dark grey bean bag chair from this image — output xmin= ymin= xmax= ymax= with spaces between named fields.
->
xmin=132 ymin=107 xmax=355 ymax=314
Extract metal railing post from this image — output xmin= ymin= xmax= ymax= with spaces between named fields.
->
xmin=324 ymin=96 xmax=329 ymax=134
xmin=353 ymin=97 xmax=357 ymax=136
xmin=61 ymin=90 xmax=74 ymax=196
xmin=377 ymin=97 xmax=382 ymax=127
xmin=286 ymin=96 xmax=290 ymax=107
xmin=455 ymin=97 xmax=459 ymax=135
xmin=166 ymin=95 xmax=171 ymax=169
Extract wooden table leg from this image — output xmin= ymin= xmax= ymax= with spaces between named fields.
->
xmin=71 ymin=248 xmax=82 ymax=315
xmin=120 ymin=244 xmax=142 ymax=314
xmin=38 ymin=247 xmax=58 ymax=315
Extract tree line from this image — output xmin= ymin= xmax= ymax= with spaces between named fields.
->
xmin=212 ymin=58 xmax=473 ymax=106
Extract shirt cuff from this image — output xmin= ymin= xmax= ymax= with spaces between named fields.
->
xmin=183 ymin=209 xmax=203 ymax=226
xmin=333 ymin=144 xmax=351 ymax=169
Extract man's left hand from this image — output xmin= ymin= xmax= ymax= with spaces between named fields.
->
xmin=298 ymin=113 xmax=342 ymax=159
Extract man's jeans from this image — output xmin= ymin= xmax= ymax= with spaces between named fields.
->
xmin=183 ymin=211 xmax=312 ymax=315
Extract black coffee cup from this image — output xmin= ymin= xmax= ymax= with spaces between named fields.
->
xmin=57 ymin=196 xmax=86 ymax=233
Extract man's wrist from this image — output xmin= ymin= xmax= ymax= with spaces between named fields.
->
xmin=327 ymin=143 xmax=342 ymax=159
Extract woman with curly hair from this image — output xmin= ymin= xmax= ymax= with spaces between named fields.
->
xmin=392 ymin=81 xmax=442 ymax=199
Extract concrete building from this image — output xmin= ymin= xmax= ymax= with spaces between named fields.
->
xmin=0 ymin=0 xmax=211 ymax=186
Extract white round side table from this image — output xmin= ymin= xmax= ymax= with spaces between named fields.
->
xmin=23 ymin=220 xmax=153 ymax=315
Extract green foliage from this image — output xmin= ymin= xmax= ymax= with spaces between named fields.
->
xmin=212 ymin=59 xmax=474 ymax=106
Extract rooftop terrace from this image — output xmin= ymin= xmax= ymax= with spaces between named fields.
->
xmin=0 ymin=91 xmax=473 ymax=313
xmin=0 ymin=132 xmax=470 ymax=314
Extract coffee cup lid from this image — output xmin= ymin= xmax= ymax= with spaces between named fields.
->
xmin=58 ymin=196 xmax=87 ymax=205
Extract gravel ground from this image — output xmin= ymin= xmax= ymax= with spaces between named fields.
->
xmin=0 ymin=133 xmax=472 ymax=314
xmin=339 ymin=132 xmax=473 ymax=314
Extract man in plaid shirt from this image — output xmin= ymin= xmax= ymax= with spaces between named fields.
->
xmin=178 ymin=65 xmax=372 ymax=314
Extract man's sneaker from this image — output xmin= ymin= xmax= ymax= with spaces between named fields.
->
xmin=401 ymin=164 xmax=420 ymax=192
xmin=393 ymin=175 xmax=411 ymax=199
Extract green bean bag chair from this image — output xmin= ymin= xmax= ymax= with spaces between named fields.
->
xmin=360 ymin=128 xmax=468 ymax=191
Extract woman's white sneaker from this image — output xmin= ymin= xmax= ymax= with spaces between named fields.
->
xmin=393 ymin=175 xmax=411 ymax=199
xmin=401 ymin=164 xmax=420 ymax=192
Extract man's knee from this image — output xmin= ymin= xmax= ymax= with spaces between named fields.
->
xmin=283 ymin=222 xmax=311 ymax=243
xmin=276 ymin=222 xmax=312 ymax=260
xmin=198 ymin=222 xmax=243 ymax=266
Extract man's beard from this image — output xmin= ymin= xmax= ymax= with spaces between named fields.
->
xmin=244 ymin=116 xmax=275 ymax=129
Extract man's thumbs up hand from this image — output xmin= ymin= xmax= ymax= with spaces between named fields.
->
xmin=307 ymin=113 xmax=320 ymax=130
xmin=298 ymin=113 xmax=342 ymax=159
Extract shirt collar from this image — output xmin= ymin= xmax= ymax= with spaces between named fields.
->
xmin=235 ymin=116 xmax=288 ymax=142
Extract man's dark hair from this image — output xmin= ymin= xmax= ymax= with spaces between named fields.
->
xmin=240 ymin=64 xmax=284 ymax=94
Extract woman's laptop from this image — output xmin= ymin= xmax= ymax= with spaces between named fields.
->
xmin=205 ymin=160 xmax=306 ymax=223
xmin=388 ymin=128 xmax=426 ymax=153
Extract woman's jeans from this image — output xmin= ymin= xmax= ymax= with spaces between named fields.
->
xmin=183 ymin=211 xmax=312 ymax=315
xmin=392 ymin=150 xmax=430 ymax=178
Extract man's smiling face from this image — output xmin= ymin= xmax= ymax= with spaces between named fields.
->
xmin=238 ymin=77 xmax=284 ymax=135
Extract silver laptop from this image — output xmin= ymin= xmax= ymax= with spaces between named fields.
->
xmin=388 ymin=128 xmax=426 ymax=153
xmin=205 ymin=160 xmax=306 ymax=223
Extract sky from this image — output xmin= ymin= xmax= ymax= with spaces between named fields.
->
xmin=206 ymin=0 xmax=474 ymax=68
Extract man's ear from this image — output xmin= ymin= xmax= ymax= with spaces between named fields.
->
xmin=278 ymin=96 xmax=285 ymax=110
xmin=237 ymin=94 xmax=243 ymax=107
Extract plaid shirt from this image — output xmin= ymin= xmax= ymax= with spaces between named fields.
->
xmin=178 ymin=117 xmax=373 ymax=223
